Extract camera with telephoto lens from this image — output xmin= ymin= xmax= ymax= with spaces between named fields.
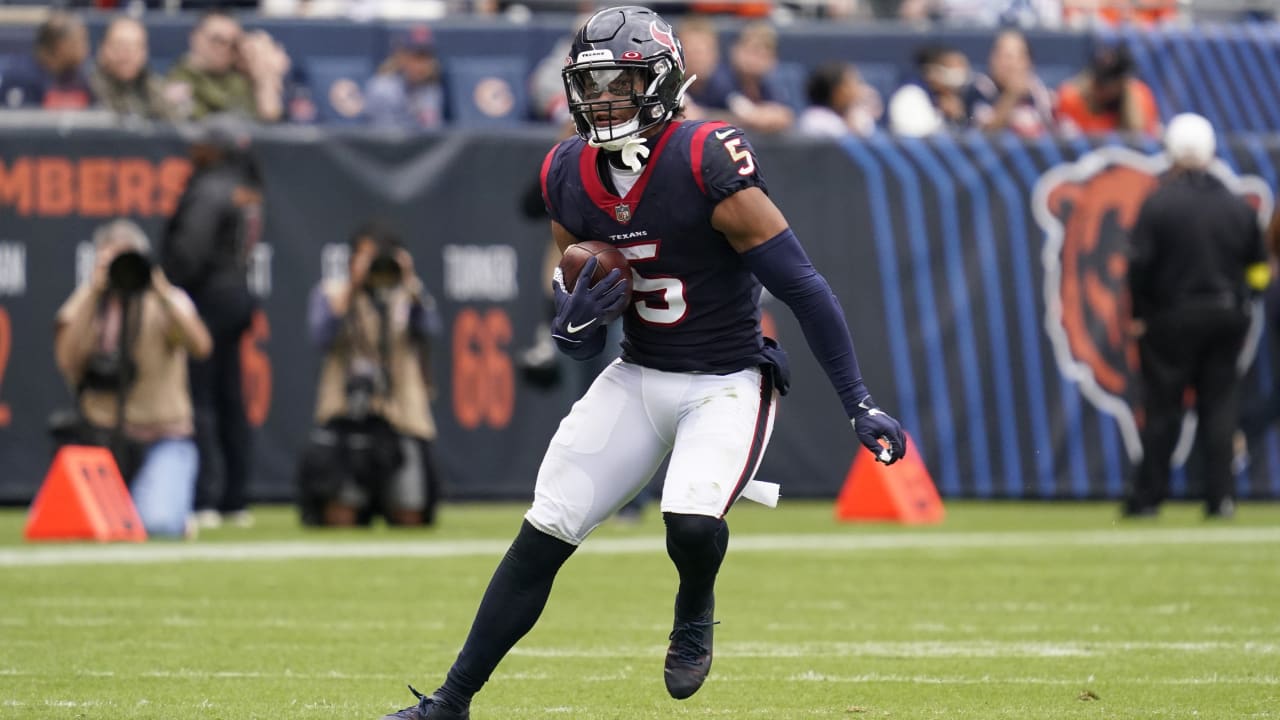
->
xmin=81 ymin=349 xmax=136 ymax=392
xmin=334 ymin=357 xmax=403 ymax=499
xmin=107 ymin=250 xmax=153 ymax=295
xmin=343 ymin=357 xmax=386 ymax=421
xmin=345 ymin=373 xmax=376 ymax=420
xmin=365 ymin=252 xmax=402 ymax=289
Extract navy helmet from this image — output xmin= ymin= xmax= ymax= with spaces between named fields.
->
xmin=562 ymin=6 xmax=689 ymax=150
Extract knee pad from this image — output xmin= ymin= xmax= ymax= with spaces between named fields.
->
xmin=663 ymin=513 xmax=725 ymax=549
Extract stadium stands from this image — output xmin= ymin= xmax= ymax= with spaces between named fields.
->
xmin=444 ymin=55 xmax=529 ymax=127
xmin=0 ymin=14 xmax=1275 ymax=129
xmin=305 ymin=55 xmax=374 ymax=123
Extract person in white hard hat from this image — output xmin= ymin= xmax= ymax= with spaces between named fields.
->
xmin=1164 ymin=112 xmax=1216 ymax=169
xmin=1125 ymin=113 xmax=1270 ymax=520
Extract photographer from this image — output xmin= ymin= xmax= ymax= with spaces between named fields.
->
xmin=53 ymin=219 xmax=212 ymax=538
xmin=301 ymin=224 xmax=442 ymax=527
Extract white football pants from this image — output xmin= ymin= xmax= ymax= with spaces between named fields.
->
xmin=526 ymin=360 xmax=777 ymax=545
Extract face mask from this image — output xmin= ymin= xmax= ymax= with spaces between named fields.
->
xmin=932 ymin=65 xmax=970 ymax=91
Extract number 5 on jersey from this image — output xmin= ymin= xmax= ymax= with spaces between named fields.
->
xmin=618 ymin=242 xmax=686 ymax=326
xmin=719 ymin=133 xmax=755 ymax=176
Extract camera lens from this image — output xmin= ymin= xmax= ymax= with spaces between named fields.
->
xmin=108 ymin=251 xmax=152 ymax=294
xmin=367 ymin=253 xmax=402 ymax=287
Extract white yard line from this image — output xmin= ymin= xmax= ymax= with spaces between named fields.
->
xmin=507 ymin=640 xmax=1278 ymax=659
xmin=2 ymin=526 xmax=1280 ymax=568
xmin=0 ymin=667 xmax=1276 ymax=687
xmin=783 ymin=671 xmax=1280 ymax=686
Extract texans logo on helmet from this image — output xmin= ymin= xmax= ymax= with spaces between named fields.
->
xmin=649 ymin=21 xmax=682 ymax=70
xmin=1033 ymin=146 xmax=1272 ymax=464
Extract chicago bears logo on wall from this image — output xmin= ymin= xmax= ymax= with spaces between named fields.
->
xmin=1033 ymin=146 xmax=1272 ymax=463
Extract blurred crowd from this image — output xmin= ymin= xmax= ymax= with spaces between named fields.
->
xmin=0 ymin=6 xmax=1202 ymax=138
xmin=881 ymin=33 xmax=1159 ymax=138
xmin=7 ymin=0 xmax=1272 ymax=25
xmin=0 ymin=10 xmax=300 ymax=121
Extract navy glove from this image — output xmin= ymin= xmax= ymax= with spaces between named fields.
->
xmin=551 ymin=256 xmax=629 ymax=360
xmin=850 ymin=395 xmax=907 ymax=465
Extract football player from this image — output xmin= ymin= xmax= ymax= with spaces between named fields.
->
xmin=379 ymin=7 xmax=905 ymax=718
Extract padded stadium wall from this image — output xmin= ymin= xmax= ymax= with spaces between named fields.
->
xmin=1 ymin=125 xmax=1278 ymax=502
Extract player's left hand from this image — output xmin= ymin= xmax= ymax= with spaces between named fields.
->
xmin=851 ymin=395 xmax=906 ymax=465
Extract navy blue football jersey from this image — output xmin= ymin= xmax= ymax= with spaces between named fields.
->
xmin=541 ymin=120 xmax=770 ymax=374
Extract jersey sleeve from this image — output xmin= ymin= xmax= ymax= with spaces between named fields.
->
xmin=693 ymin=123 xmax=768 ymax=204
xmin=539 ymin=141 xmax=565 ymax=226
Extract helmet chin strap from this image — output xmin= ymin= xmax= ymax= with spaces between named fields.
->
xmin=616 ymin=135 xmax=649 ymax=172
xmin=674 ymin=73 xmax=696 ymax=106
xmin=589 ymin=116 xmax=648 ymax=172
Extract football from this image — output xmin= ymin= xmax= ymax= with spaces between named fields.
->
xmin=558 ymin=240 xmax=632 ymax=294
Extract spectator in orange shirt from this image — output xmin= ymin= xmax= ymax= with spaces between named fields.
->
xmin=690 ymin=0 xmax=771 ymax=17
xmin=1063 ymin=0 xmax=1178 ymax=27
xmin=1056 ymin=44 xmax=1160 ymax=136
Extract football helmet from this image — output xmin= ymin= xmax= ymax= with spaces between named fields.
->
xmin=562 ymin=6 xmax=691 ymax=151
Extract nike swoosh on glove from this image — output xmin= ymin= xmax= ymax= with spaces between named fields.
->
xmin=551 ymin=256 xmax=629 ymax=360
xmin=850 ymin=395 xmax=907 ymax=465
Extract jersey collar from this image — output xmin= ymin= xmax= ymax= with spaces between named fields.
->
xmin=579 ymin=121 xmax=681 ymax=225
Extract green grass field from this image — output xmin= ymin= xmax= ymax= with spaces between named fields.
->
xmin=1 ymin=501 xmax=1278 ymax=719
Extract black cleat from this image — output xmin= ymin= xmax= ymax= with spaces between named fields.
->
xmin=380 ymin=686 xmax=469 ymax=720
xmin=664 ymin=598 xmax=718 ymax=700
xmin=1121 ymin=501 xmax=1159 ymax=519
xmin=1206 ymin=498 xmax=1237 ymax=520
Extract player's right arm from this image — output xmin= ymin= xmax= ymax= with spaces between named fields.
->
xmin=542 ymin=141 xmax=628 ymax=360
xmin=551 ymin=220 xmax=579 ymax=255
xmin=541 ymin=140 xmax=578 ymax=257
xmin=547 ymin=220 xmax=626 ymax=360
xmin=543 ymin=144 xmax=608 ymax=360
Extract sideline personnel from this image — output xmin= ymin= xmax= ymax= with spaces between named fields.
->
xmin=1126 ymin=113 xmax=1269 ymax=519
